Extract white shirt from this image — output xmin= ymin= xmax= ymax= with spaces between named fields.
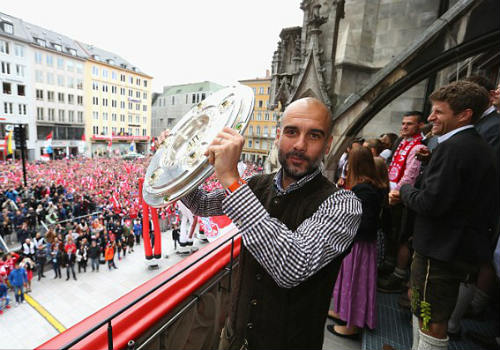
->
xmin=437 ymin=125 xmax=474 ymax=144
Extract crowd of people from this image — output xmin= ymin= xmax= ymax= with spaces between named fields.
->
xmin=329 ymin=75 xmax=500 ymax=349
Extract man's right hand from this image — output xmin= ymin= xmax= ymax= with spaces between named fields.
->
xmin=415 ymin=146 xmax=430 ymax=162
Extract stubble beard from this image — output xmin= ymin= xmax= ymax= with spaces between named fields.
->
xmin=278 ymin=149 xmax=322 ymax=180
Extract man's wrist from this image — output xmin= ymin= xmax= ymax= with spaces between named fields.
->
xmin=220 ymin=173 xmax=240 ymax=189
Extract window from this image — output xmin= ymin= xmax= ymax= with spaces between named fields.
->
xmin=265 ymin=113 xmax=270 ymax=121
xmin=129 ymin=76 xmax=133 ymax=84
xmin=255 ymin=139 xmax=260 ymax=149
xmin=143 ymin=116 xmax=147 ymax=124
xmin=111 ymin=85 xmax=117 ymax=94
xmin=17 ymin=84 xmax=25 ymax=96
xmin=93 ymin=126 xmax=99 ymax=134
xmin=3 ymin=102 xmax=12 ymax=114
xmin=112 ymin=71 xmax=117 ymax=80
xmin=259 ymin=87 xmax=264 ymax=94
xmin=46 ymin=55 xmax=53 ymax=66
xmin=102 ymin=69 xmax=108 ymax=78
xmin=57 ymin=57 xmax=64 ymax=69
xmin=76 ymin=79 xmax=83 ymax=90
xmin=77 ymin=111 xmax=83 ymax=123
xmin=58 ymin=110 xmax=65 ymax=122
xmin=112 ymin=127 xmax=117 ymax=135
xmin=58 ymin=92 xmax=65 ymax=103
xmin=271 ymin=127 xmax=277 ymax=137
xmin=135 ymin=103 xmax=140 ymax=111
xmin=143 ymin=80 xmax=147 ymax=87
xmin=37 ymin=107 xmax=44 ymax=120
xmin=46 ymin=72 xmax=54 ymax=85
xmin=248 ymin=139 xmax=252 ymax=148
xmin=2 ymin=82 xmax=11 ymax=94
xmin=1 ymin=62 xmax=10 ymax=74
xmin=36 ymin=89 xmax=44 ymax=100
xmin=18 ymin=104 xmax=27 ymax=115
xmin=76 ymin=63 xmax=83 ymax=73
xmin=171 ymin=96 xmax=175 ymax=105
xmin=47 ymin=91 xmax=55 ymax=102
xmin=262 ymin=140 xmax=267 ymax=150
xmin=136 ymin=90 xmax=140 ymax=98
xmin=111 ymin=100 xmax=117 ymax=108
xmin=92 ymin=81 xmax=99 ymax=90
xmin=2 ymin=22 xmax=13 ymax=34
xmin=68 ymin=94 xmax=74 ymax=104
xmin=128 ymin=89 xmax=133 ymax=97
xmin=14 ymin=44 xmax=24 ymax=57
xmin=67 ymin=77 xmax=74 ymax=89
xmin=142 ymin=105 xmax=147 ymax=111
xmin=120 ymin=74 xmax=125 ymax=82
xmin=136 ymin=78 xmax=140 ymax=85
xmin=264 ymin=126 xmax=269 ymax=137
xmin=112 ymin=113 xmax=117 ymax=121
xmin=0 ymin=40 xmax=9 ymax=54
xmin=120 ymin=87 xmax=125 ymax=95
xmin=35 ymin=38 xmax=46 ymax=47
xmin=103 ymin=112 xmax=108 ymax=121
xmin=15 ymin=64 xmax=25 ymax=77
xmin=192 ymin=94 xmax=196 ymax=103
xmin=256 ymin=126 xmax=261 ymax=135
xmin=273 ymin=112 xmax=278 ymax=121
xmin=67 ymin=61 xmax=75 ymax=72
xmin=52 ymin=43 xmax=62 ymax=52
xmin=252 ymin=87 xmax=256 ymax=94
xmin=258 ymin=100 xmax=263 ymax=108
xmin=92 ymin=97 xmax=99 ymax=105
xmin=128 ymin=127 xmax=132 ymax=135
xmin=48 ymin=108 xmax=55 ymax=121
xmin=93 ymin=111 xmax=99 ymax=120
xmin=120 ymin=114 xmax=125 ymax=122
xmin=103 ymin=126 xmax=108 ymax=135
xmin=257 ymin=113 xmax=262 ymax=121
xmin=102 ymin=84 xmax=108 ymax=92
xmin=67 ymin=48 xmax=77 ymax=56
xmin=68 ymin=111 xmax=74 ymax=122
xmin=128 ymin=115 xmax=132 ymax=123
xmin=77 ymin=96 xmax=83 ymax=105
xmin=102 ymin=98 xmax=108 ymax=106
xmin=128 ymin=102 xmax=133 ymax=109
xmin=120 ymin=101 xmax=125 ymax=108
xmin=35 ymin=52 xmax=42 ymax=64
xmin=92 ymin=66 xmax=99 ymax=76
xmin=143 ymin=129 xmax=147 ymax=136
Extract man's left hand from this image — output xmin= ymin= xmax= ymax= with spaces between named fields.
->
xmin=205 ymin=127 xmax=244 ymax=188
xmin=389 ymin=190 xmax=401 ymax=205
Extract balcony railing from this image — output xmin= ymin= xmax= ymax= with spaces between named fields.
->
xmin=37 ymin=230 xmax=240 ymax=350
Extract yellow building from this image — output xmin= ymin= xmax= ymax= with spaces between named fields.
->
xmin=239 ymin=73 xmax=281 ymax=165
xmin=78 ymin=42 xmax=152 ymax=156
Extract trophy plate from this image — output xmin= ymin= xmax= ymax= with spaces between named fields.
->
xmin=143 ymin=84 xmax=254 ymax=207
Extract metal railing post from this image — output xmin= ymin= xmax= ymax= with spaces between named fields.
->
xmin=107 ymin=321 xmax=113 ymax=350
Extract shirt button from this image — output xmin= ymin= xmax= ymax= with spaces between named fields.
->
xmin=247 ymin=322 xmax=254 ymax=329
xmin=250 ymin=299 xmax=258 ymax=306
xmin=256 ymin=273 xmax=262 ymax=281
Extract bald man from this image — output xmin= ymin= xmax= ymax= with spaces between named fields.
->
xmin=180 ymin=97 xmax=362 ymax=349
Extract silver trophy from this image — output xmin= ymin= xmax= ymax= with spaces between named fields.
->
xmin=143 ymin=85 xmax=255 ymax=207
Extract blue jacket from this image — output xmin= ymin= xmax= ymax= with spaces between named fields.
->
xmin=0 ymin=283 xmax=7 ymax=298
xmin=8 ymin=268 xmax=27 ymax=287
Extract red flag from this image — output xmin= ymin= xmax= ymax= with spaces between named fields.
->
xmin=111 ymin=192 xmax=121 ymax=213
xmin=81 ymin=134 xmax=86 ymax=141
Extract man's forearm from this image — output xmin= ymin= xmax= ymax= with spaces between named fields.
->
xmin=181 ymin=188 xmax=225 ymax=217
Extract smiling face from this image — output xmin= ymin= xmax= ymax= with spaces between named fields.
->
xmin=400 ymin=115 xmax=422 ymax=138
xmin=276 ymin=98 xmax=333 ymax=187
xmin=428 ymin=100 xmax=471 ymax=136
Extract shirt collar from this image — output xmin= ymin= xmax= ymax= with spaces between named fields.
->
xmin=273 ymin=164 xmax=323 ymax=195
xmin=437 ymin=125 xmax=474 ymax=144
xmin=481 ymin=105 xmax=496 ymax=119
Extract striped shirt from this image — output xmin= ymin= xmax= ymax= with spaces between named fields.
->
xmin=182 ymin=168 xmax=362 ymax=288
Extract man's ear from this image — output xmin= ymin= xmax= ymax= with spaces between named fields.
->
xmin=274 ymin=128 xmax=281 ymax=147
xmin=458 ymin=108 xmax=473 ymax=124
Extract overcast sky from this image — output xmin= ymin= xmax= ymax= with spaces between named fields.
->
xmin=2 ymin=1 xmax=303 ymax=92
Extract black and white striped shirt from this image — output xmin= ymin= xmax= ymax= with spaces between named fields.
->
xmin=182 ymin=168 xmax=362 ymax=288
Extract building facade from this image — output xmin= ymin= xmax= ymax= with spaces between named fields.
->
xmin=151 ymin=81 xmax=224 ymax=137
xmin=0 ymin=14 xmax=36 ymax=160
xmin=78 ymin=43 xmax=152 ymax=157
xmin=239 ymin=73 xmax=282 ymax=165
xmin=27 ymin=22 xmax=87 ymax=160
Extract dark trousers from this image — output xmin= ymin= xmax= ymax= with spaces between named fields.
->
xmin=13 ymin=285 xmax=24 ymax=303
xmin=37 ymin=258 xmax=46 ymax=280
xmin=78 ymin=260 xmax=87 ymax=273
xmin=90 ymin=258 xmax=99 ymax=271
xmin=53 ymin=262 xmax=61 ymax=278
xmin=66 ymin=263 xmax=76 ymax=279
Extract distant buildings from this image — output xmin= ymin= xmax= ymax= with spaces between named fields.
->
xmin=0 ymin=12 xmax=152 ymax=160
xmin=151 ymin=81 xmax=223 ymax=137
xmin=239 ymin=71 xmax=282 ymax=165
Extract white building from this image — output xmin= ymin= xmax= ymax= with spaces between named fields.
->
xmin=0 ymin=14 xmax=36 ymax=160
xmin=27 ymin=22 xmax=87 ymax=159
xmin=151 ymin=81 xmax=224 ymax=137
